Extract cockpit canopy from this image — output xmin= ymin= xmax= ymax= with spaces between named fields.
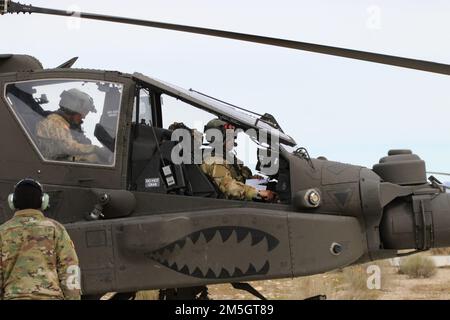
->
xmin=133 ymin=73 xmax=297 ymax=147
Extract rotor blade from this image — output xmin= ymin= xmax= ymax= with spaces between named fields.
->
xmin=5 ymin=1 xmax=450 ymax=76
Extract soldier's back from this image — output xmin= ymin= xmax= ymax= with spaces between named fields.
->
xmin=0 ymin=209 xmax=66 ymax=300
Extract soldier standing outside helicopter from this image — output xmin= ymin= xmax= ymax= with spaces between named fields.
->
xmin=0 ymin=178 xmax=81 ymax=300
xmin=201 ymin=119 xmax=275 ymax=202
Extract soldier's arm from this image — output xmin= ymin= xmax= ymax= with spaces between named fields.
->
xmin=202 ymin=163 xmax=258 ymax=200
xmin=52 ymin=126 xmax=98 ymax=155
xmin=37 ymin=121 xmax=97 ymax=156
xmin=55 ymin=226 xmax=81 ymax=300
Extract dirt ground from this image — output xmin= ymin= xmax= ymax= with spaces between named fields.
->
xmin=134 ymin=253 xmax=450 ymax=300
xmin=206 ymin=262 xmax=450 ymax=300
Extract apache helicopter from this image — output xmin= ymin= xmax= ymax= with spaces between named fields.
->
xmin=1 ymin=1 xmax=450 ymax=300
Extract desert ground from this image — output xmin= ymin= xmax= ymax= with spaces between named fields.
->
xmin=133 ymin=251 xmax=450 ymax=300
xmin=207 ymin=261 xmax=450 ymax=300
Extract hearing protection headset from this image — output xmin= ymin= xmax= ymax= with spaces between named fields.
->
xmin=7 ymin=178 xmax=50 ymax=211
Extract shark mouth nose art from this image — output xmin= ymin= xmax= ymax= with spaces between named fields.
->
xmin=145 ymin=226 xmax=279 ymax=279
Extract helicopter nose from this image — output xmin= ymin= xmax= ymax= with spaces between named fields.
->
xmin=380 ymin=192 xmax=450 ymax=250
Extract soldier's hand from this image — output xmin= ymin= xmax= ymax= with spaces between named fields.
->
xmin=251 ymin=175 xmax=265 ymax=180
xmin=94 ymin=146 xmax=112 ymax=163
xmin=258 ymin=190 xmax=276 ymax=202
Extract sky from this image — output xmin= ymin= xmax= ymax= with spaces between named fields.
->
xmin=2 ymin=0 xmax=450 ymax=179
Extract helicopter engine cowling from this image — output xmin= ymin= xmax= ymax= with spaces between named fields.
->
xmin=380 ymin=192 xmax=450 ymax=250
xmin=358 ymin=152 xmax=450 ymax=254
xmin=373 ymin=149 xmax=427 ymax=186
xmin=374 ymin=150 xmax=450 ymax=251
xmin=287 ymin=148 xmax=450 ymax=261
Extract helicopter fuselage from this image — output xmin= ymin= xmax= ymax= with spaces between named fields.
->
xmin=1 ymin=58 xmax=449 ymax=295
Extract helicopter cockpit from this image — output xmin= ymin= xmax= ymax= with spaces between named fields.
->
xmin=3 ymin=70 xmax=294 ymax=205
xmin=128 ymin=73 xmax=296 ymax=203
xmin=4 ymin=79 xmax=122 ymax=166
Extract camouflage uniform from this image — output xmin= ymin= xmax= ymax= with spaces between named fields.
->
xmin=36 ymin=113 xmax=100 ymax=163
xmin=0 ymin=209 xmax=81 ymax=300
xmin=201 ymin=155 xmax=258 ymax=200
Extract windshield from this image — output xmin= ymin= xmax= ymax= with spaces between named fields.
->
xmin=5 ymin=79 xmax=123 ymax=166
xmin=133 ymin=72 xmax=297 ymax=147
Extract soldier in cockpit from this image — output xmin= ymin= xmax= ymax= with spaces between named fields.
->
xmin=201 ymin=118 xmax=276 ymax=202
xmin=36 ymin=88 xmax=104 ymax=163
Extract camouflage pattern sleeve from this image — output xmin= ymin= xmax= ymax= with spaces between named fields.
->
xmin=36 ymin=115 xmax=97 ymax=156
xmin=55 ymin=225 xmax=81 ymax=300
xmin=55 ymin=126 xmax=98 ymax=155
xmin=201 ymin=162 xmax=258 ymax=200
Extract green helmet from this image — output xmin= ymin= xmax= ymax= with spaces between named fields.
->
xmin=204 ymin=118 xmax=227 ymax=132
xmin=59 ymin=88 xmax=97 ymax=115
xmin=204 ymin=118 xmax=237 ymax=143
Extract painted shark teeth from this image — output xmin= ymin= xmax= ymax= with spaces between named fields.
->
xmin=155 ymin=227 xmax=278 ymax=253
xmin=169 ymin=261 xmax=271 ymax=279
xmin=146 ymin=226 xmax=279 ymax=279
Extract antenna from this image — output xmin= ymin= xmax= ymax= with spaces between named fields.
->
xmin=427 ymin=171 xmax=450 ymax=177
